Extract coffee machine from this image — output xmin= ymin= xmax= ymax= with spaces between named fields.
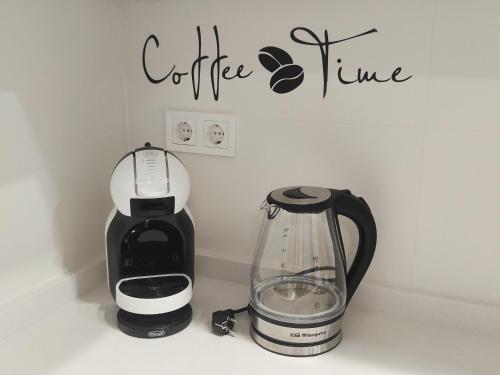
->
xmin=105 ymin=143 xmax=194 ymax=338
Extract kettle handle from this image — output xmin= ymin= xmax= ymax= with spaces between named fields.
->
xmin=331 ymin=189 xmax=377 ymax=305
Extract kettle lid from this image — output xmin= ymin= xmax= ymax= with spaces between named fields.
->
xmin=267 ymin=186 xmax=332 ymax=213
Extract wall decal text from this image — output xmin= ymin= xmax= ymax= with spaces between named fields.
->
xmin=289 ymin=27 xmax=412 ymax=97
xmin=142 ymin=25 xmax=252 ymax=101
xmin=142 ymin=25 xmax=412 ymax=101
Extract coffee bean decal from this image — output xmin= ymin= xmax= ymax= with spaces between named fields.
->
xmin=270 ymin=64 xmax=305 ymax=94
xmin=258 ymin=46 xmax=304 ymax=94
xmin=258 ymin=47 xmax=293 ymax=72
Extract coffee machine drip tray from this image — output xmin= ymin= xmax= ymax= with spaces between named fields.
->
xmin=119 ymin=275 xmax=189 ymax=299
xmin=115 ymin=274 xmax=192 ymax=315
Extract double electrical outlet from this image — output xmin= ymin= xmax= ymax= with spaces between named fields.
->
xmin=166 ymin=110 xmax=236 ymax=157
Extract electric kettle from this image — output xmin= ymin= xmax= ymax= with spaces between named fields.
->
xmin=249 ymin=186 xmax=377 ymax=356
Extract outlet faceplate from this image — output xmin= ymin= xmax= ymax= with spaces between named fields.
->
xmin=166 ymin=110 xmax=236 ymax=157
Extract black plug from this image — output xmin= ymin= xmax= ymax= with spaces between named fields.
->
xmin=212 ymin=309 xmax=238 ymax=336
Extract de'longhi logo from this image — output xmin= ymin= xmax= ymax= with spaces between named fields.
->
xmin=258 ymin=46 xmax=304 ymax=94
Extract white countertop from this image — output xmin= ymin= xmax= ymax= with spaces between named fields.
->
xmin=1 ymin=276 xmax=498 ymax=375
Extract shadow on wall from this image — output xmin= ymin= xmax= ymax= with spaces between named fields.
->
xmin=0 ymin=0 xmax=127 ymax=305
xmin=0 ymin=89 xmax=116 ymax=303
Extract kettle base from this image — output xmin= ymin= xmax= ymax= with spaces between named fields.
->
xmin=250 ymin=325 xmax=342 ymax=357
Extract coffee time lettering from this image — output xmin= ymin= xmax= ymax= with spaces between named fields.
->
xmin=290 ymin=27 xmax=412 ymax=97
xmin=142 ymin=26 xmax=252 ymax=101
xmin=142 ymin=25 xmax=412 ymax=101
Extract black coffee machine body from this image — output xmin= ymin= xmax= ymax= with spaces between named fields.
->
xmin=105 ymin=143 xmax=194 ymax=338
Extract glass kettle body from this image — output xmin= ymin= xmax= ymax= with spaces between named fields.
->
xmin=249 ymin=186 xmax=377 ymax=356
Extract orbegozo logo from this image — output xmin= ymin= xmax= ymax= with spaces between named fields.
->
xmin=142 ymin=25 xmax=412 ymax=101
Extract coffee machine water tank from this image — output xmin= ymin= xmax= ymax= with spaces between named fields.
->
xmin=105 ymin=143 xmax=195 ymax=338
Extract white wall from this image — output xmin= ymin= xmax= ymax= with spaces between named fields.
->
xmin=1 ymin=0 xmax=497 ymax=312
xmin=0 ymin=0 xmax=128 ymax=306
xmin=122 ymin=0 xmax=500 ymax=307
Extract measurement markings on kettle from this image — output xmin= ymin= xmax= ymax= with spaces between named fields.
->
xmin=280 ymin=226 xmax=290 ymax=270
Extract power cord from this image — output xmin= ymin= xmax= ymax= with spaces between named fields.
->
xmin=211 ymin=305 xmax=249 ymax=336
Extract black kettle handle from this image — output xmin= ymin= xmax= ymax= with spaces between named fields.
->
xmin=331 ymin=189 xmax=377 ymax=305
